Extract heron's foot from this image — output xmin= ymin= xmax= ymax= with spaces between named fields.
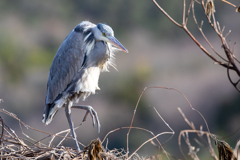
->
xmin=72 ymin=105 xmax=101 ymax=133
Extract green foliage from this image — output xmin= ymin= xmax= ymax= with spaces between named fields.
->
xmin=0 ymin=0 xmax=186 ymax=38
xmin=25 ymin=48 xmax=54 ymax=67
xmin=0 ymin=36 xmax=25 ymax=82
xmin=0 ymin=35 xmax=53 ymax=83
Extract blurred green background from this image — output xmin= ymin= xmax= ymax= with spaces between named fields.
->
xmin=0 ymin=0 xmax=240 ymax=158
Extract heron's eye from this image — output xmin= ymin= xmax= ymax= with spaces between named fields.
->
xmin=102 ymin=32 xmax=106 ymax=37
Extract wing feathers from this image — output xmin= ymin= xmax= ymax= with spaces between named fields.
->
xmin=46 ymin=24 xmax=88 ymax=104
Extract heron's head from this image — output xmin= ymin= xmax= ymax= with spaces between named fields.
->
xmin=92 ymin=23 xmax=128 ymax=53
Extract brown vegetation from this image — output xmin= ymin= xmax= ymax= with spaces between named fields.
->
xmin=0 ymin=87 xmax=239 ymax=159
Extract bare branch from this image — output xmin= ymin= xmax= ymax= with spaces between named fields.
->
xmin=152 ymin=0 xmax=240 ymax=91
xmin=222 ymin=0 xmax=237 ymax=7
xmin=185 ymin=0 xmax=194 ymax=25
xmin=152 ymin=0 xmax=182 ymax=28
xmin=183 ymin=0 xmax=186 ymax=25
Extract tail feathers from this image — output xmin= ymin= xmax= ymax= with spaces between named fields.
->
xmin=42 ymin=103 xmax=59 ymax=125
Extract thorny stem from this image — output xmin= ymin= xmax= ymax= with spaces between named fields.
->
xmin=178 ymin=108 xmax=218 ymax=160
xmin=178 ymin=130 xmax=218 ymax=160
xmin=191 ymin=2 xmax=228 ymax=62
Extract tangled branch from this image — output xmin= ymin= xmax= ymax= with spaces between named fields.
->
xmin=153 ymin=0 xmax=240 ymax=91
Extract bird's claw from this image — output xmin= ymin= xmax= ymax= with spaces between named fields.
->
xmin=71 ymin=105 xmax=101 ymax=133
xmin=82 ymin=106 xmax=101 ymax=133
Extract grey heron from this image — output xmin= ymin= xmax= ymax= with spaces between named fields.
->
xmin=42 ymin=21 xmax=128 ymax=152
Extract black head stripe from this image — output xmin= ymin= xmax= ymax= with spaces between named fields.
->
xmin=97 ymin=23 xmax=103 ymax=31
xmin=74 ymin=25 xmax=83 ymax=33
xmin=97 ymin=23 xmax=113 ymax=36
xmin=97 ymin=23 xmax=107 ymax=33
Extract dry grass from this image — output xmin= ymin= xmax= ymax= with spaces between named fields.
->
xmin=0 ymin=87 xmax=239 ymax=160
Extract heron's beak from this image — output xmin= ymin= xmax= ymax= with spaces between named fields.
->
xmin=107 ymin=36 xmax=128 ymax=53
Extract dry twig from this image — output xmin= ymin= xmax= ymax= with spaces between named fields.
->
xmin=152 ymin=0 xmax=240 ymax=91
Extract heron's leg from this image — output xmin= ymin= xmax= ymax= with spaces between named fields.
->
xmin=71 ymin=105 xmax=101 ymax=133
xmin=65 ymin=101 xmax=81 ymax=152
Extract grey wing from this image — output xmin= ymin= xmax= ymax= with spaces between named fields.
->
xmin=45 ymin=30 xmax=85 ymax=105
